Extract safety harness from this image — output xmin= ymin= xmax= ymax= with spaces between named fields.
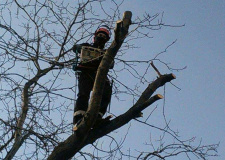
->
xmin=73 ymin=45 xmax=105 ymax=72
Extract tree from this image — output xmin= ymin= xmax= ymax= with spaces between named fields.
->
xmin=0 ymin=0 xmax=218 ymax=159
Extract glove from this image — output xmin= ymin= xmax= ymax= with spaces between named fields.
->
xmin=72 ymin=44 xmax=82 ymax=53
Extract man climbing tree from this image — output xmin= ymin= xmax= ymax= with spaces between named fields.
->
xmin=0 ymin=1 xmax=219 ymax=160
xmin=72 ymin=25 xmax=113 ymax=131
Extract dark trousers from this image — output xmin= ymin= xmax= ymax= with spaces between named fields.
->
xmin=74 ymin=71 xmax=112 ymax=118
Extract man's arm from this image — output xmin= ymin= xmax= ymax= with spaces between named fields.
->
xmin=72 ymin=43 xmax=90 ymax=53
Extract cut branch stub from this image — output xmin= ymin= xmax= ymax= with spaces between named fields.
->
xmin=115 ymin=11 xmax=132 ymax=42
xmin=122 ymin=11 xmax=132 ymax=28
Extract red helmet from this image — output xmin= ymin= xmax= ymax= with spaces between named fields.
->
xmin=94 ymin=25 xmax=111 ymax=41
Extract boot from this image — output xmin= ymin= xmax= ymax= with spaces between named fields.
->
xmin=73 ymin=111 xmax=85 ymax=131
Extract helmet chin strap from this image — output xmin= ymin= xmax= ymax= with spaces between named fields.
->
xmin=93 ymin=42 xmax=105 ymax=49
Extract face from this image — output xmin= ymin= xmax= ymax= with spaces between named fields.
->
xmin=96 ymin=32 xmax=107 ymax=40
xmin=94 ymin=32 xmax=108 ymax=48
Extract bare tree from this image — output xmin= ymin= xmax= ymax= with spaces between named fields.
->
xmin=0 ymin=0 xmax=218 ymax=160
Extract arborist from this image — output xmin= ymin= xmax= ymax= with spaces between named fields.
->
xmin=72 ymin=25 xmax=113 ymax=131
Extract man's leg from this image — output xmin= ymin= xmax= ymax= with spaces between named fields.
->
xmin=73 ymin=72 xmax=95 ymax=129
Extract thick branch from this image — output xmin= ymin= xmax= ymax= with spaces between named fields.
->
xmin=48 ymin=73 xmax=175 ymax=160
xmin=136 ymin=74 xmax=176 ymax=104
xmin=84 ymin=74 xmax=175 ymax=145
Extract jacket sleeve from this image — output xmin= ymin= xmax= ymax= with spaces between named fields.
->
xmin=72 ymin=43 xmax=90 ymax=53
